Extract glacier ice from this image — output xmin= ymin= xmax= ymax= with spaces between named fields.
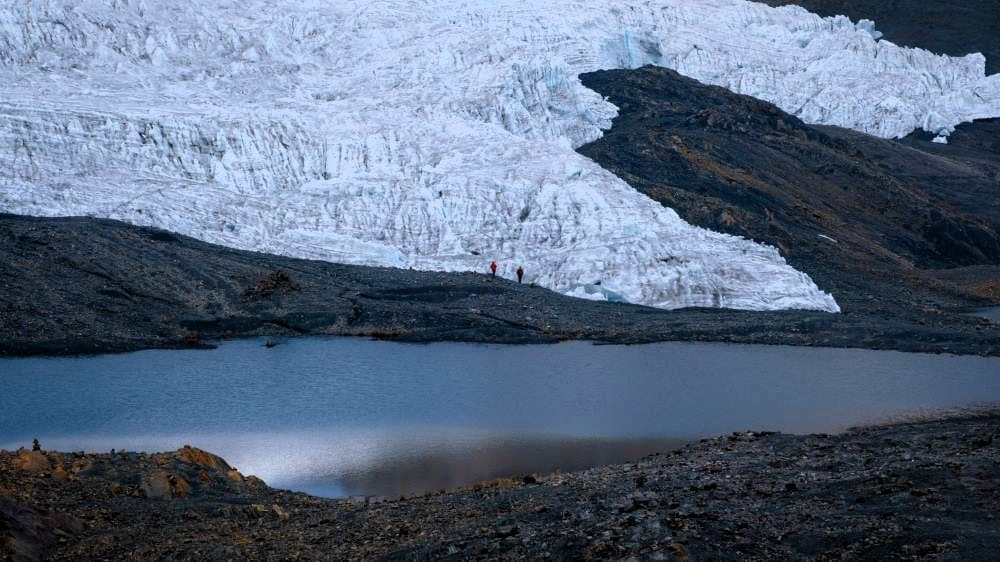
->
xmin=1 ymin=1 xmax=997 ymax=312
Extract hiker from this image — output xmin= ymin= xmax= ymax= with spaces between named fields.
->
xmin=490 ymin=260 xmax=497 ymax=277
xmin=516 ymin=266 xmax=524 ymax=284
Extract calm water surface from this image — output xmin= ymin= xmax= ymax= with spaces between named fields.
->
xmin=1 ymin=338 xmax=998 ymax=497
xmin=967 ymin=307 xmax=1000 ymax=322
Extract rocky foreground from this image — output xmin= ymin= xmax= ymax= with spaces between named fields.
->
xmin=1 ymin=412 xmax=998 ymax=560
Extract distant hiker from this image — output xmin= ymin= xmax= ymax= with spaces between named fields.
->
xmin=490 ymin=261 xmax=497 ymax=277
xmin=32 ymin=438 xmax=41 ymax=452
xmin=516 ymin=266 xmax=524 ymax=284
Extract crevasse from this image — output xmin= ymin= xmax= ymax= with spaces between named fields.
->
xmin=1 ymin=1 xmax=997 ymax=312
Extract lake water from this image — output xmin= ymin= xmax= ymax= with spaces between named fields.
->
xmin=1 ymin=338 xmax=998 ymax=498
xmin=967 ymin=307 xmax=1000 ymax=322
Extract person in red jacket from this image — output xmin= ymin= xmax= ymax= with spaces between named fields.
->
xmin=489 ymin=261 xmax=497 ymax=277
xmin=516 ymin=266 xmax=524 ymax=284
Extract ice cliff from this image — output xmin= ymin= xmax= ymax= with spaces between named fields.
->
xmin=2 ymin=0 xmax=997 ymax=311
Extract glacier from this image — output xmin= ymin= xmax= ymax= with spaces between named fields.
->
xmin=1 ymin=1 xmax=997 ymax=312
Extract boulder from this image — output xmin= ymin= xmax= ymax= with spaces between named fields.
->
xmin=141 ymin=472 xmax=191 ymax=500
xmin=177 ymin=446 xmax=230 ymax=470
xmin=13 ymin=451 xmax=50 ymax=473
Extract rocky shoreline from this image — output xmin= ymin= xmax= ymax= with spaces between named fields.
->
xmin=2 ymin=411 xmax=998 ymax=560
xmin=3 ymin=214 xmax=999 ymax=358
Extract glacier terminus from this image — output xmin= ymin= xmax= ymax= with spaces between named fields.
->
xmin=2 ymin=0 xmax=999 ymax=312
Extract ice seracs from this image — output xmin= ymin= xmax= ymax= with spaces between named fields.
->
xmin=2 ymin=1 xmax=998 ymax=312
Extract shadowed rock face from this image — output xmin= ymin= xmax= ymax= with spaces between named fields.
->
xmin=760 ymin=0 xmax=1000 ymax=74
xmin=576 ymin=66 xmax=1000 ymax=314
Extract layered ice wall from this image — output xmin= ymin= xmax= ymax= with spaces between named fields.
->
xmin=1 ymin=1 xmax=997 ymax=311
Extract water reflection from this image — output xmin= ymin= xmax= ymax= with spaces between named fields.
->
xmin=966 ymin=307 xmax=1000 ymax=322
xmin=2 ymin=338 xmax=999 ymax=497
xmin=286 ymin=435 xmax=689 ymax=498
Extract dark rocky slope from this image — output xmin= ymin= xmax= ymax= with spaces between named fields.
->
xmin=2 ymin=412 xmax=998 ymax=560
xmin=577 ymin=66 xmax=1000 ymax=323
xmin=3 ymin=214 xmax=999 ymax=356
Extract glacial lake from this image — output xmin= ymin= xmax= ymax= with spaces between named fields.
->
xmin=2 ymin=338 xmax=999 ymax=498
xmin=967 ymin=307 xmax=1000 ymax=322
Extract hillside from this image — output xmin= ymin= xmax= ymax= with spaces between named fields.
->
xmin=2 ymin=214 xmax=998 ymax=356
xmin=577 ymin=66 xmax=1000 ymax=316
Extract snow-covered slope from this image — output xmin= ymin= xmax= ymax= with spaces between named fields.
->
xmin=1 ymin=1 xmax=996 ymax=311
